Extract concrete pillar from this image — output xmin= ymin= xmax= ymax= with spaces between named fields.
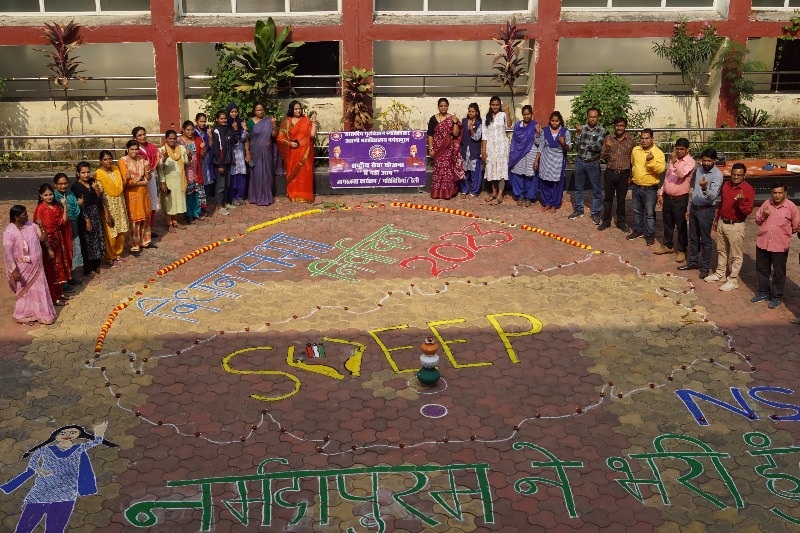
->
xmin=532 ymin=0 xmax=561 ymax=124
xmin=151 ymin=0 xmax=181 ymax=133
xmin=716 ymin=0 xmax=753 ymax=126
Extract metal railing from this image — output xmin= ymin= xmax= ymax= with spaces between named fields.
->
xmin=2 ymin=76 xmax=160 ymax=100
xmin=558 ymin=71 xmax=800 ymax=94
xmin=372 ymin=73 xmax=528 ymax=95
xmin=651 ymin=127 xmax=800 ymax=160
xmin=183 ymin=74 xmax=341 ymax=98
xmin=4 ymin=71 xmax=800 ymax=100
xmin=0 ymin=132 xmax=331 ymax=172
xmin=2 ymin=127 xmax=799 ymax=173
xmin=557 ymin=71 xmax=708 ymax=95
xmin=745 ymin=70 xmax=800 ymax=93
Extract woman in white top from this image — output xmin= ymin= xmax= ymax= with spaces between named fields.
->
xmin=481 ymin=95 xmax=513 ymax=205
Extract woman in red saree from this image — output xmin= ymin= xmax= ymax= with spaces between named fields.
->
xmin=426 ymin=98 xmax=463 ymax=199
xmin=277 ymin=100 xmax=318 ymax=203
xmin=33 ymin=184 xmax=71 ymax=306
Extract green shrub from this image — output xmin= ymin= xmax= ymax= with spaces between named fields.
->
xmin=569 ymin=70 xmax=654 ymax=130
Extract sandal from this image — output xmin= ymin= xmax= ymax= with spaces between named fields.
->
xmin=54 ymin=299 xmax=68 ymax=306
xmin=168 ymin=225 xmax=177 ymax=233
xmin=484 ymin=195 xmax=497 ymax=203
xmin=21 ymin=321 xmax=36 ymax=326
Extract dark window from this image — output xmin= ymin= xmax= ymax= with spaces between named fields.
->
xmin=773 ymin=39 xmax=800 ymax=92
xmin=286 ymin=41 xmax=340 ymax=97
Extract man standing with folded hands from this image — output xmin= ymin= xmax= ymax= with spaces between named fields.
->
xmin=751 ymin=182 xmax=800 ymax=310
xmin=626 ymin=128 xmax=665 ymax=246
xmin=655 ymin=138 xmax=694 ymax=262
xmin=704 ymin=163 xmax=754 ymax=291
xmin=678 ymin=149 xmax=723 ymax=279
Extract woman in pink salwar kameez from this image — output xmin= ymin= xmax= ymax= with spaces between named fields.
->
xmin=3 ymin=205 xmax=56 ymax=325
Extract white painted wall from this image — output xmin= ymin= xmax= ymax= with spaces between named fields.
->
xmin=0 ymin=99 xmax=159 ymax=137
xmin=1 ymin=93 xmax=797 ymax=142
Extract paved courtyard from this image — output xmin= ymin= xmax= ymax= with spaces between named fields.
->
xmin=1 ymin=192 xmax=800 ymax=532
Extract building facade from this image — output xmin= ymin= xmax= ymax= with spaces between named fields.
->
xmin=0 ymin=0 xmax=797 ymax=131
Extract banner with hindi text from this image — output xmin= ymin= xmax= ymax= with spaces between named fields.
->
xmin=328 ymin=130 xmax=427 ymax=188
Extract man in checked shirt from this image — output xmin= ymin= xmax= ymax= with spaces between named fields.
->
xmin=569 ymin=108 xmax=606 ymax=224
xmin=598 ymin=117 xmax=636 ymax=232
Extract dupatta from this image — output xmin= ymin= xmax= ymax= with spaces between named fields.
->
xmin=94 ymin=166 xmax=124 ymax=197
xmin=508 ymin=120 xmax=538 ymax=169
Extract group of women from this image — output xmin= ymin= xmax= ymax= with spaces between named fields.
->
xmin=206 ymin=99 xmax=318 ymax=214
xmin=2 ymin=100 xmax=320 ymax=326
xmin=427 ymin=95 xmax=571 ymax=211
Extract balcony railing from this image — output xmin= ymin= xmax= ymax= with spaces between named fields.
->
xmin=3 ymin=71 xmax=799 ymax=100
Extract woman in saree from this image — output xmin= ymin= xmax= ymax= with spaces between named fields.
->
xmin=71 ymin=161 xmax=106 ymax=277
xmin=94 ymin=150 xmax=129 ymax=266
xmin=179 ymin=120 xmax=203 ymax=223
xmin=33 ymin=184 xmax=71 ymax=306
xmin=157 ymin=129 xmax=189 ymax=233
xmin=426 ymin=97 xmax=463 ymax=199
xmin=53 ymin=173 xmax=83 ymax=288
xmin=245 ymin=101 xmax=277 ymax=206
xmin=118 ymin=139 xmax=152 ymax=253
xmin=3 ymin=205 xmax=56 ymax=325
xmin=277 ymin=100 xmax=318 ymax=203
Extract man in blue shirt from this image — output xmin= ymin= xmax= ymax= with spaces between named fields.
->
xmin=678 ymin=148 xmax=723 ymax=279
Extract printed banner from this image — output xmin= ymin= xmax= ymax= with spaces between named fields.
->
xmin=328 ymin=130 xmax=427 ymax=188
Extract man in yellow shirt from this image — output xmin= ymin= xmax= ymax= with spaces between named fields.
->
xmin=626 ymin=128 xmax=666 ymax=246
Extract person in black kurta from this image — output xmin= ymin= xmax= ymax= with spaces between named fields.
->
xmin=71 ymin=162 xmax=106 ymax=277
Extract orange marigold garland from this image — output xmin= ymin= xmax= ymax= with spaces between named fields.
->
xmin=519 ymin=224 xmax=592 ymax=250
xmin=390 ymin=202 xmax=476 ymax=219
xmin=390 ymin=202 xmax=591 ymax=250
xmin=155 ymin=241 xmax=223 ymax=277
xmin=94 ymin=211 xmax=323 ymax=353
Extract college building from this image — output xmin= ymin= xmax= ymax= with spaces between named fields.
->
xmin=0 ymin=0 xmax=798 ymax=135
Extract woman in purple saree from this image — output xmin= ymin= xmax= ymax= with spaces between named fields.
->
xmin=246 ymin=102 xmax=277 ymax=206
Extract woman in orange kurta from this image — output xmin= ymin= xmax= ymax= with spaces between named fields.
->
xmin=277 ymin=100 xmax=318 ymax=203
xmin=118 ymin=139 xmax=152 ymax=253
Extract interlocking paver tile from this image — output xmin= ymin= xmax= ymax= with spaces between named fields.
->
xmin=2 ymin=195 xmax=799 ymax=531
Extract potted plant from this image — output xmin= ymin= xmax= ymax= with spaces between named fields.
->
xmin=376 ymin=98 xmax=416 ymax=131
xmin=341 ymin=67 xmax=374 ymax=131
xmin=35 ymin=20 xmax=85 ymax=147
xmin=488 ymin=17 xmax=531 ymax=123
